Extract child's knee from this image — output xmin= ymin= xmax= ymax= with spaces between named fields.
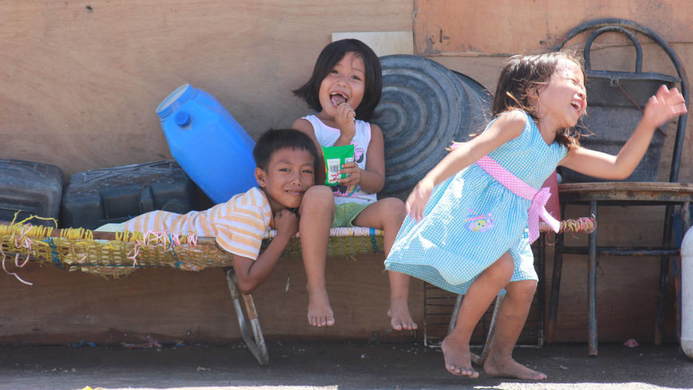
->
xmin=300 ymin=186 xmax=335 ymax=215
xmin=488 ymin=253 xmax=514 ymax=282
xmin=381 ymin=197 xmax=407 ymax=225
xmin=510 ymin=280 xmax=538 ymax=298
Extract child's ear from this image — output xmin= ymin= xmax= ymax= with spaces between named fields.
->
xmin=255 ymin=167 xmax=267 ymax=188
xmin=526 ymin=86 xmax=542 ymax=105
xmin=528 ymin=86 xmax=540 ymax=98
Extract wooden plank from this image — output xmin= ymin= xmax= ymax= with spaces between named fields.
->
xmin=0 ymin=252 xmax=423 ymax=343
xmin=331 ymin=31 xmax=414 ymax=56
xmin=413 ymin=0 xmax=692 ymax=55
xmin=559 ymin=182 xmax=693 ymax=193
xmin=558 ymin=182 xmax=693 ymax=203
xmin=0 ymin=0 xmax=414 ymax=176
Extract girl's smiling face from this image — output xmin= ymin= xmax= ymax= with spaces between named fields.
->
xmin=535 ymin=58 xmax=587 ymax=130
xmin=317 ymin=51 xmax=366 ymax=118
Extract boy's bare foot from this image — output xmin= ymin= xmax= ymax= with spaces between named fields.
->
xmin=441 ymin=334 xmax=478 ymax=378
xmin=307 ymin=289 xmax=335 ymax=327
xmin=387 ymin=299 xmax=418 ymax=331
xmin=483 ymin=355 xmax=547 ymax=380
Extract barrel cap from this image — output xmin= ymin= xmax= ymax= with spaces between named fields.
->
xmin=175 ymin=111 xmax=192 ymax=127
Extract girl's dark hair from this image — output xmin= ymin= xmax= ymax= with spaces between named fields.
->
xmin=293 ymin=39 xmax=382 ymax=122
xmin=253 ymin=129 xmax=319 ymax=173
xmin=492 ymin=51 xmax=584 ymax=149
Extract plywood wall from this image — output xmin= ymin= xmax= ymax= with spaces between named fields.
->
xmin=1 ymin=0 xmax=691 ymax=344
xmin=0 ymin=0 xmax=414 ymax=176
xmin=415 ymin=0 xmax=693 ymax=182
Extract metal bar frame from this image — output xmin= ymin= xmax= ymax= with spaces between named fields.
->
xmin=549 ymin=18 xmax=690 ymax=356
xmin=224 ymin=267 xmax=270 ymax=366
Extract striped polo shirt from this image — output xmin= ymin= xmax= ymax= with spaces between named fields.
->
xmin=123 ymin=187 xmax=272 ymax=260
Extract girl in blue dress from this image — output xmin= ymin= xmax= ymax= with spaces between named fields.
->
xmin=385 ymin=51 xmax=687 ymax=380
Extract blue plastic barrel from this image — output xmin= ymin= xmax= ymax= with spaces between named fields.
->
xmin=156 ymin=84 xmax=257 ymax=204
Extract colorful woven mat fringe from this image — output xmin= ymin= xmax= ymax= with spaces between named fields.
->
xmin=0 ymin=216 xmax=593 ymax=283
xmin=0 ymin=222 xmax=386 ymax=280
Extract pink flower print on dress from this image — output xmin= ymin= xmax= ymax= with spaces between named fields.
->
xmin=465 ymin=210 xmax=495 ymax=233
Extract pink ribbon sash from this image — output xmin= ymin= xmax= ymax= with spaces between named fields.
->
xmin=475 ymin=155 xmax=560 ymax=243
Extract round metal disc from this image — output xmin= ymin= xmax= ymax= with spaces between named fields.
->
xmin=373 ymin=55 xmax=491 ymax=199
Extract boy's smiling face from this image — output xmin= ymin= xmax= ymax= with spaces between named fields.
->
xmin=255 ymin=147 xmax=315 ymax=211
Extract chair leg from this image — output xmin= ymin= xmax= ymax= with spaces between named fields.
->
xmin=536 ymin=236 xmax=546 ymax=347
xmin=224 ymin=267 xmax=270 ymax=366
xmin=655 ymin=204 xmax=677 ymax=345
xmin=472 ymin=295 xmax=504 ymax=366
xmin=587 ymin=200 xmax=599 ymax=356
xmin=447 ymin=294 xmax=463 ymax=335
xmin=547 ymin=203 xmax=566 ymax=345
xmin=449 ymin=293 xmax=503 ymax=366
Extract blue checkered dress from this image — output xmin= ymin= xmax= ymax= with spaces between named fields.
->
xmin=384 ymin=111 xmax=567 ymax=294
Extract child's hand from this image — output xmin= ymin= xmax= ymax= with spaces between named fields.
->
xmin=338 ymin=162 xmax=360 ymax=187
xmin=274 ymin=209 xmax=299 ymax=238
xmin=335 ymin=103 xmax=356 ymax=140
xmin=642 ymin=85 xmax=687 ymax=129
xmin=406 ymin=179 xmax=434 ymax=222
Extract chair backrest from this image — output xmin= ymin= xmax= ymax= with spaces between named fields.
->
xmin=553 ymin=18 xmax=689 ymax=184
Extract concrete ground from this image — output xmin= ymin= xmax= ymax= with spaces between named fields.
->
xmin=0 ymin=341 xmax=691 ymax=390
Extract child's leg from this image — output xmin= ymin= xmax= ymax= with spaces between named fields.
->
xmin=443 ymin=252 xmax=514 ymax=378
xmin=352 ymin=198 xmax=416 ymax=331
xmin=298 ymin=186 xmax=335 ymax=327
xmin=483 ymin=280 xmax=547 ymax=380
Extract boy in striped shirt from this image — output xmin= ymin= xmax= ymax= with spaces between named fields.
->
xmin=118 ymin=129 xmax=318 ymax=293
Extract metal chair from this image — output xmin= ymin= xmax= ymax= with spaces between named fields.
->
xmin=546 ymin=19 xmax=691 ymax=356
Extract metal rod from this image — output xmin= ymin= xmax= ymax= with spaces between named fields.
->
xmin=588 ymin=200 xmax=599 ymax=356
xmin=655 ymin=205 xmax=675 ymax=345
xmin=546 ymin=203 xmax=566 ymax=345
xmin=559 ymin=247 xmax=679 ymax=256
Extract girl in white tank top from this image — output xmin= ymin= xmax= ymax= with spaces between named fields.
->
xmin=291 ymin=39 xmax=417 ymax=334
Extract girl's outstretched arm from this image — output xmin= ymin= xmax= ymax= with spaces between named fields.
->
xmin=560 ymin=85 xmax=687 ymax=180
xmin=407 ymin=110 xmax=526 ymax=221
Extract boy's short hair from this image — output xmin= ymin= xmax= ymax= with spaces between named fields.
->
xmin=253 ymin=129 xmax=319 ymax=172
xmin=293 ymin=39 xmax=382 ymax=122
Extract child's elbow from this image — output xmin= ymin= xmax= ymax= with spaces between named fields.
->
xmin=370 ymin=174 xmax=386 ymax=193
xmin=612 ymin=171 xmax=631 ymax=181
xmin=236 ymin=279 xmax=257 ymax=295
xmin=610 ymin=166 xmax=636 ymax=180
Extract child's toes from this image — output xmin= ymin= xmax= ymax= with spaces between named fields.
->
xmin=446 ymin=364 xmax=461 ymax=375
xmin=403 ymin=320 xmax=418 ymax=330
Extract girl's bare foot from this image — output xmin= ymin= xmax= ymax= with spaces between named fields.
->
xmin=307 ymin=289 xmax=335 ymax=327
xmin=387 ymin=298 xmax=418 ymax=331
xmin=483 ymin=355 xmax=547 ymax=380
xmin=441 ymin=334 xmax=478 ymax=378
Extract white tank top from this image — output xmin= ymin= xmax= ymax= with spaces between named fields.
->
xmin=303 ymin=115 xmax=378 ymax=205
